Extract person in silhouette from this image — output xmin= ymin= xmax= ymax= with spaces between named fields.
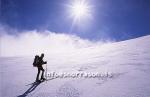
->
xmin=36 ymin=53 xmax=47 ymax=82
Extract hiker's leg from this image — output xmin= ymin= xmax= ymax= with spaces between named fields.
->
xmin=36 ymin=68 xmax=40 ymax=81
xmin=41 ymin=67 xmax=45 ymax=79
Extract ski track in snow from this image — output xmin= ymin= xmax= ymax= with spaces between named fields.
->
xmin=0 ymin=35 xmax=150 ymax=97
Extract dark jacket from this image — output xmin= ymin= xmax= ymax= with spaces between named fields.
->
xmin=37 ymin=57 xmax=47 ymax=68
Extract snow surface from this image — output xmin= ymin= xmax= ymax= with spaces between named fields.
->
xmin=0 ymin=35 xmax=150 ymax=97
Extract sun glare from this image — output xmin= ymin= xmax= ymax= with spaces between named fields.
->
xmin=68 ymin=0 xmax=92 ymax=22
xmin=71 ymin=1 xmax=88 ymax=18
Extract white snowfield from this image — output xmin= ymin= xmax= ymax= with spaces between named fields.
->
xmin=1 ymin=35 xmax=150 ymax=97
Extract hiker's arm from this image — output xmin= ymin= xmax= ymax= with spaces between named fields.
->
xmin=42 ymin=61 xmax=47 ymax=64
xmin=44 ymin=61 xmax=47 ymax=64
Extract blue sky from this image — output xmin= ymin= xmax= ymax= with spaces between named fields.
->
xmin=1 ymin=0 xmax=150 ymax=41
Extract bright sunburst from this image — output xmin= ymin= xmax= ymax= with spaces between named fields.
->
xmin=71 ymin=1 xmax=89 ymax=19
xmin=68 ymin=0 xmax=92 ymax=23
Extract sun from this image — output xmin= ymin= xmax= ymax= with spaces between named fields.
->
xmin=68 ymin=0 xmax=92 ymax=22
xmin=71 ymin=1 xmax=89 ymax=19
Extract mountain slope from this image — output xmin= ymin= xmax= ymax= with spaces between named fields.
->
xmin=0 ymin=35 xmax=150 ymax=97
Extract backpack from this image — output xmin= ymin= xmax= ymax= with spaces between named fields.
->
xmin=33 ymin=55 xmax=39 ymax=67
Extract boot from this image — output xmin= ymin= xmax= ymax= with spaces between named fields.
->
xmin=41 ymin=77 xmax=46 ymax=81
xmin=36 ymin=79 xmax=41 ymax=83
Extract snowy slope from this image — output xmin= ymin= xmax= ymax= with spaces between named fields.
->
xmin=0 ymin=35 xmax=150 ymax=97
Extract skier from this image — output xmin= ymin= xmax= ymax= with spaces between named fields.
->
xmin=35 ymin=53 xmax=47 ymax=82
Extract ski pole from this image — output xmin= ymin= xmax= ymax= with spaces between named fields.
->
xmin=46 ymin=63 xmax=47 ymax=82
